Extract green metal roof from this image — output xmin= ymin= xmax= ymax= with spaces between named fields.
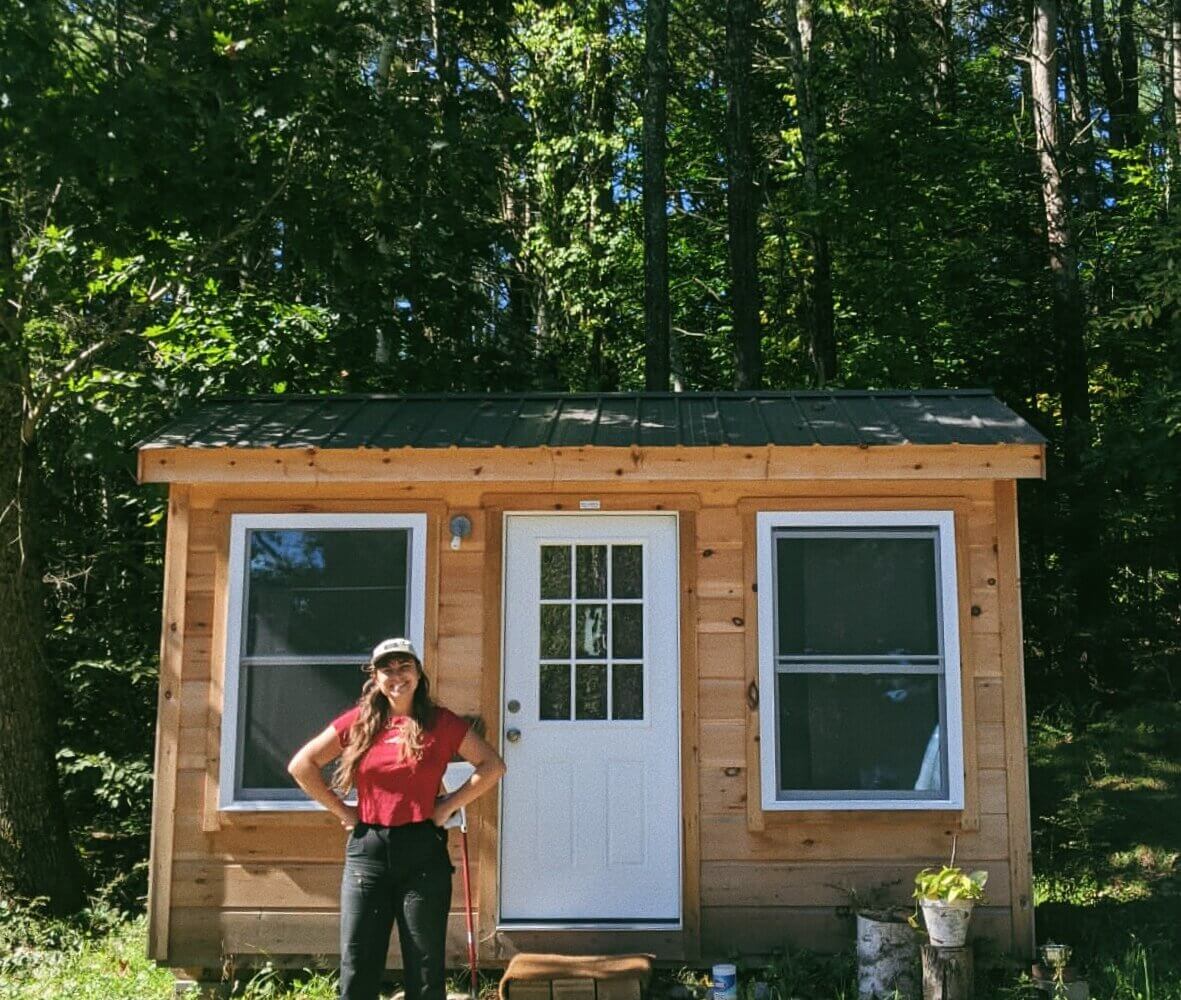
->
xmin=136 ymin=391 xmax=1045 ymax=450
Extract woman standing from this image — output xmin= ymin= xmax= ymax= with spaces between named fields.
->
xmin=288 ymin=637 xmax=506 ymax=1000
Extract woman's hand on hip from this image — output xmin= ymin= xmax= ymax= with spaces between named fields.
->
xmin=431 ymin=794 xmax=457 ymax=829
xmin=338 ymin=804 xmax=360 ymax=830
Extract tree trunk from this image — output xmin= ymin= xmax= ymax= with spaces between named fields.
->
xmin=643 ymin=0 xmax=671 ymax=391
xmin=1168 ymin=0 xmax=1181 ymax=194
xmin=0 ymin=202 xmax=87 ymax=916
xmin=588 ymin=0 xmax=616 ymax=390
xmin=1090 ymin=0 xmax=1137 ymax=149
xmin=725 ymin=0 xmax=763 ymax=389
xmin=1032 ymin=0 xmax=1105 ymax=640
xmin=932 ymin=0 xmax=955 ymax=112
xmin=1116 ymin=0 xmax=1139 ymax=145
xmin=1063 ymin=0 xmax=1100 ymax=212
xmin=783 ymin=0 xmax=836 ymax=385
xmin=1174 ymin=0 xmax=1181 ymax=146
xmin=1031 ymin=0 xmax=1091 ymax=470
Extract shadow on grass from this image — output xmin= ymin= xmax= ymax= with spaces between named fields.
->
xmin=1029 ymin=699 xmax=1181 ymax=995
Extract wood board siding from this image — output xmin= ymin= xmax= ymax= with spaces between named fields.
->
xmin=153 ymin=475 xmax=1032 ymax=968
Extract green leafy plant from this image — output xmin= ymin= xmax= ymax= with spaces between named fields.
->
xmin=912 ymin=866 xmax=989 ymax=903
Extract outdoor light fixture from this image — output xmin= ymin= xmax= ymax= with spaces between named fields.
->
xmin=449 ymin=514 xmax=472 ymax=550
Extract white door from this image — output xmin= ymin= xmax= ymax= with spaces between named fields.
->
xmin=499 ymin=514 xmax=681 ymax=926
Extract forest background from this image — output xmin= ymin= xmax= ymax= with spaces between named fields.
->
xmin=1 ymin=0 xmax=1179 ymax=985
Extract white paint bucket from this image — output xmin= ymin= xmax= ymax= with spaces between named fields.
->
xmin=712 ymin=964 xmax=738 ymax=1000
xmin=920 ymin=898 xmax=975 ymax=948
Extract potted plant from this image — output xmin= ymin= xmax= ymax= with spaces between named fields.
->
xmin=910 ymin=863 xmax=988 ymax=948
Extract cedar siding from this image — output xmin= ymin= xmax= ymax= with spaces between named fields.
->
xmin=147 ymin=472 xmax=1035 ymax=971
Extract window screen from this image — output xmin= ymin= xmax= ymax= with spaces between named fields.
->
xmin=771 ymin=528 xmax=949 ymax=802
xmin=235 ymin=527 xmax=411 ymax=798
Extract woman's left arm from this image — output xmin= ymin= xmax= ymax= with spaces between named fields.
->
xmin=432 ymin=728 xmax=506 ymax=827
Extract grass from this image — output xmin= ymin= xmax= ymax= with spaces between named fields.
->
xmin=1 ymin=701 xmax=1179 ymax=998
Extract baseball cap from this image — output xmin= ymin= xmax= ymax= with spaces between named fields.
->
xmin=370 ymin=637 xmax=421 ymax=665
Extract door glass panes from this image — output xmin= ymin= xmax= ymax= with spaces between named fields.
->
xmin=612 ymin=664 xmax=644 ymax=720
xmin=612 ymin=605 xmax=642 ymax=659
xmin=576 ymin=605 xmax=607 ymax=658
xmin=537 ymin=542 xmax=645 ymax=721
xmin=612 ymin=546 xmax=643 ymax=598
xmin=576 ymin=664 xmax=608 ymax=719
xmin=540 ymin=546 xmax=571 ymax=599
xmin=540 ymin=604 xmax=571 ymax=658
xmin=576 ymin=545 xmax=608 ymax=598
xmin=539 ymin=664 xmax=572 ymax=720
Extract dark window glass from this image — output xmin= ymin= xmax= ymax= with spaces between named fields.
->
xmin=539 ymin=663 xmax=572 ymax=720
xmin=576 ymin=545 xmax=608 ymax=598
xmin=776 ymin=674 xmax=943 ymax=794
xmin=245 ymin=529 xmax=408 ymax=656
xmin=540 ymin=604 xmax=571 ymax=658
xmin=540 ymin=546 xmax=571 ymax=599
xmin=775 ymin=534 xmax=938 ymax=657
xmin=575 ymin=664 xmax=608 ymax=719
xmin=612 ymin=546 xmax=643 ymax=598
xmin=612 ymin=605 xmax=643 ymax=659
xmin=612 ymin=664 xmax=644 ymax=720
xmin=240 ymin=663 xmax=358 ymax=791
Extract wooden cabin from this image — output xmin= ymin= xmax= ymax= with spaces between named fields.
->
xmin=137 ymin=390 xmax=1044 ymax=976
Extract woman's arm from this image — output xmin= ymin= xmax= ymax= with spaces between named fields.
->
xmin=432 ymin=728 xmax=506 ymax=827
xmin=287 ymin=725 xmax=359 ymax=829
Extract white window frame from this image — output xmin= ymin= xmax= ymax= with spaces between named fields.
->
xmin=218 ymin=512 xmax=428 ymax=811
xmin=755 ymin=510 xmax=964 ymax=811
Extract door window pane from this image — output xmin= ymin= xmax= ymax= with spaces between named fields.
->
xmin=246 ymin=529 xmax=408 ymax=656
xmin=612 ymin=664 xmax=643 ymax=720
xmin=240 ymin=663 xmax=359 ymax=791
xmin=776 ymin=673 xmax=943 ymax=794
xmin=540 ymin=546 xmax=571 ymax=599
xmin=612 ymin=604 xmax=643 ymax=659
xmin=539 ymin=663 xmax=572 ymax=720
xmin=775 ymin=534 xmax=938 ymax=657
xmin=612 ymin=546 xmax=643 ymax=598
xmin=576 ymin=604 xmax=607 ymax=658
xmin=540 ymin=604 xmax=571 ymax=658
xmin=576 ymin=545 xmax=608 ymax=598
xmin=576 ymin=664 xmax=608 ymax=719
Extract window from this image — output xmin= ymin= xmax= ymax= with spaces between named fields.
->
xmin=756 ymin=511 xmax=964 ymax=810
xmin=219 ymin=513 xmax=427 ymax=809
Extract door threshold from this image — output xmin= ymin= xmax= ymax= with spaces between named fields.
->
xmin=496 ymin=921 xmax=682 ymax=932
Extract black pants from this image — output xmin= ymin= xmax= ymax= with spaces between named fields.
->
xmin=340 ymin=820 xmax=453 ymax=1000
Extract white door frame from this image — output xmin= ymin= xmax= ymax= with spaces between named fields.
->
xmin=496 ymin=511 xmax=683 ymax=930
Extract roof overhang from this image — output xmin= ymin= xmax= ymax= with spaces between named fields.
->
xmin=138 ymin=441 xmax=1045 ymax=484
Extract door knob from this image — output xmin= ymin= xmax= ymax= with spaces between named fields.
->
xmin=506 ymin=728 xmax=522 ymax=743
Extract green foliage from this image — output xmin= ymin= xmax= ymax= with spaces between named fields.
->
xmin=1 ymin=0 xmax=1179 ymax=945
xmin=912 ymin=866 xmax=989 ymax=903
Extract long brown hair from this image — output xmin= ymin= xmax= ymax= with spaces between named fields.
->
xmin=331 ymin=659 xmax=437 ymax=794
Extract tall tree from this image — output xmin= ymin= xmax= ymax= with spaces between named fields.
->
xmin=0 ymin=201 xmax=88 ymax=917
xmin=0 ymin=1 xmax=88 ymax=914
xmin=725 ymin=0 xmax=763 ymax=388
xmin=643 ymin=0 xmax=672 ymax=390
xmin=781 ymin=0 xmax=835 ymax=385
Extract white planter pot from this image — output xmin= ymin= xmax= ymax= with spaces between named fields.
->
xmin=919 ymin=898 xmax=975 ymax=947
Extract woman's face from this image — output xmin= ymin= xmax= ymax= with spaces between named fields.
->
xmin=373 ymin=654 xmax=420 ymax=708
